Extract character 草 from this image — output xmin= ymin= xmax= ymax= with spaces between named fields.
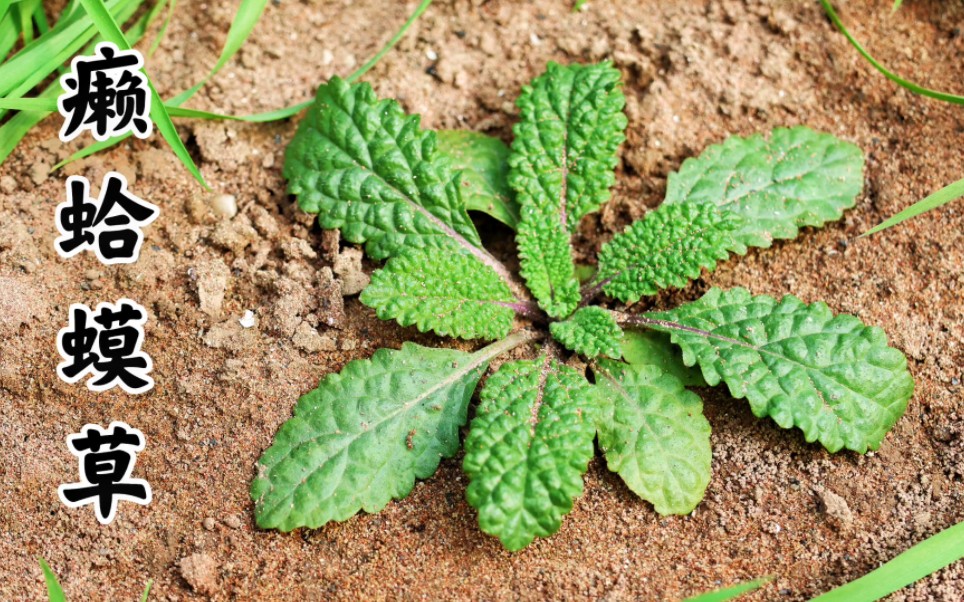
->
xmin=58 ymin=422 xmax=151 ymax=525
xmin=54 ymin=172 xmax=159 ymax=265
xmin=58 ymin=42 xmax=152 ymax=142
xmin=57 ymin=298 xmax=154 ymax=394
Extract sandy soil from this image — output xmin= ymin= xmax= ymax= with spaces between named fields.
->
xmin=1 ymin=0 xmax=962 ymax=600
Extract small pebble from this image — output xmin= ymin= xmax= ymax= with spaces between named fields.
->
xmin=0 ymin=175 xmax=16 ymax=194
xmin=209 ymin=194 xmax=238 ymax=219
xmin=202 ymin=517 xmax=216 ymax=531
xmin=239 ymin=310 xmax=256 ymax=329
xmin=224 ymin=515 xmax=242 ymax=529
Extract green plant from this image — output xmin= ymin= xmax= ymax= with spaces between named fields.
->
xmin=251 ymin=61 xmax=915 ymax=550
xmin=810 ymin=519 xmax=964 ymax=602
xmin=682 ymin=577 xmax=772 ymax=602
xmin=820 ymin=0 xmax=963 ymax=235
xmin=0 ymin=0 xmax=432 ymax=184
xmin=39 ymin=558 xmax=152 ymax=601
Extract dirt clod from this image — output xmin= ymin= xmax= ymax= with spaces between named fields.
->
xmin=815 ymin=487 xmax=854 ymax=524
xmin=179 ymin=553 xmax=219 ymax=596
xmin=333 ymin=247 xmax=370 ymax=296
xmin=194 ymin=258 xmax=231 ymax=317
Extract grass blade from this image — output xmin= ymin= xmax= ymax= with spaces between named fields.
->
xmin=0 ymin=4 xmax=17 ymax=60
xmin=0 ymin=83 xmax=58 ymax=163
xmin=171 ymin=0 xmax=267 ymax=103
xmin=0 ymin=0 xmax=161 ymax=165
xmin=820 ymin=0 xmax=964 ymax=104
xmin=140 ymin=579 xmax=154 ymax=601
xmin=0 ymin=96 xmax=56 ymax=110
xmin=346 ymin=0 xmax=431 ymax=83
xmin=54 ymin=0 xmax=432 ymax=169
xmin=810 ymin=521 xmax=964 ymax=601
xmin=147 ymin=0 xmax=175 ymax=56
xmin=864 ymin=176 xmax=964 ymax=235
xmin=126 ymin=0 xmax=167 ymax=44
xmin=681 ymin=577 xmax=772 ymax=602
xmin=165 ymin=101 xmax=310 ymax=121
xmin=53 ymin=0 xmax=268 ymax=171
xmin=31 ymin=0 xmax=49 ymax=35
xmin=0 ymin=0 xmax=132 ymax=98
xmin=17 ymin=1 xmax=33 ymax=45
xmin=38 ymin=558 xmax=66 ymax=602
xmin=77 ymin=0 xmax=208 ymax=187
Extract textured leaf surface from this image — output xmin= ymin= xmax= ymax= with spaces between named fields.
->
xmin=360 ymin=247 xmax=516 ymax=340
xmin=594 ymin=202 xmax=743 ymax=303
xmin=283 ymin=76 xmax=482 ymax=260
xmin=436 ymin=130 xmax=520 ymax=229
xmin=622 ymin=330 xmax=707 ymax=388
xmin=649 ymin=287 xmax=914 ymax=453
xmin=665 ymin=127 xmax=864 ymax=249
xmin=252 ymin=342 xmax=494 ymax=531
xmin=463 ymin=356 xmax=596 ymax=550
xmin=550 ymin=306 xmax=623 ymax=359
xmin=509 ymin=62 xmax=626 ymax=318
xmin=593 ymin=360 xmax=712 ymax=514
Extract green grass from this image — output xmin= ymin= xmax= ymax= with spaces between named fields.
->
xmin=681 ymin=577 xmax=772 ymax=602
xmin=863 ymin=176 xmax=964 ymax=236
xmin=811 ymin=520 xmax=964 ymax=601
xmin=77 ymin=0 xmax=207 ymax=186
xmin=681 ymin=520 xmax=964 ymax=601
xmin=820 ymin=0 xmax=964 ymax=105
xmin=0 ymin=0 xmax=432 ymax=184
xmin=39 ymin=558 xmax=152 ymax=601
xmin=820 ymin=0 xmax=964 ymax=235
xmin=38 ymin=519 xmax=964 ymax=602
xmin=38 ymin=559 xmax=65 ymax=602
xmin=0 ymin=0 xmax=151 ymax=164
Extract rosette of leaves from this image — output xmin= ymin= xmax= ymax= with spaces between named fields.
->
xmin=255 ymin=62 xmax=914 ymax=550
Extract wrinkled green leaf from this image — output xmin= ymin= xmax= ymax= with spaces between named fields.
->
xmin=593 ymin=202 xmax=742 ymax=304
xmin=550 ymin=306 xmax=623 ymax=359
xmin=648 ymin=287 xmax=914 ymax=453
xmin=509 ymin=61 xmax=626 ymax=318
xmin=252 ymin=341 xmax=505 ymax=531
xmin=621 ymin=329 xmax=707 ymax=388
xmin=360 ymin=246 xmax=517 ymax=341
xmin=436 ymin=130 xmax=520 ymax=229
xmin=463 ymin=356 xmax=597 ymax=550
xmin=515 ymin=212 xmax=580 ymax=318
xmin=593 ymin=360 xmax=711 ymax=515
xmin=574 ymin=263 xmax=597 ymax=284
xmin=665 ymin=127 xmax=864 ymax=249
xmin=284 ymin=76 xmax=484 ymax=261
